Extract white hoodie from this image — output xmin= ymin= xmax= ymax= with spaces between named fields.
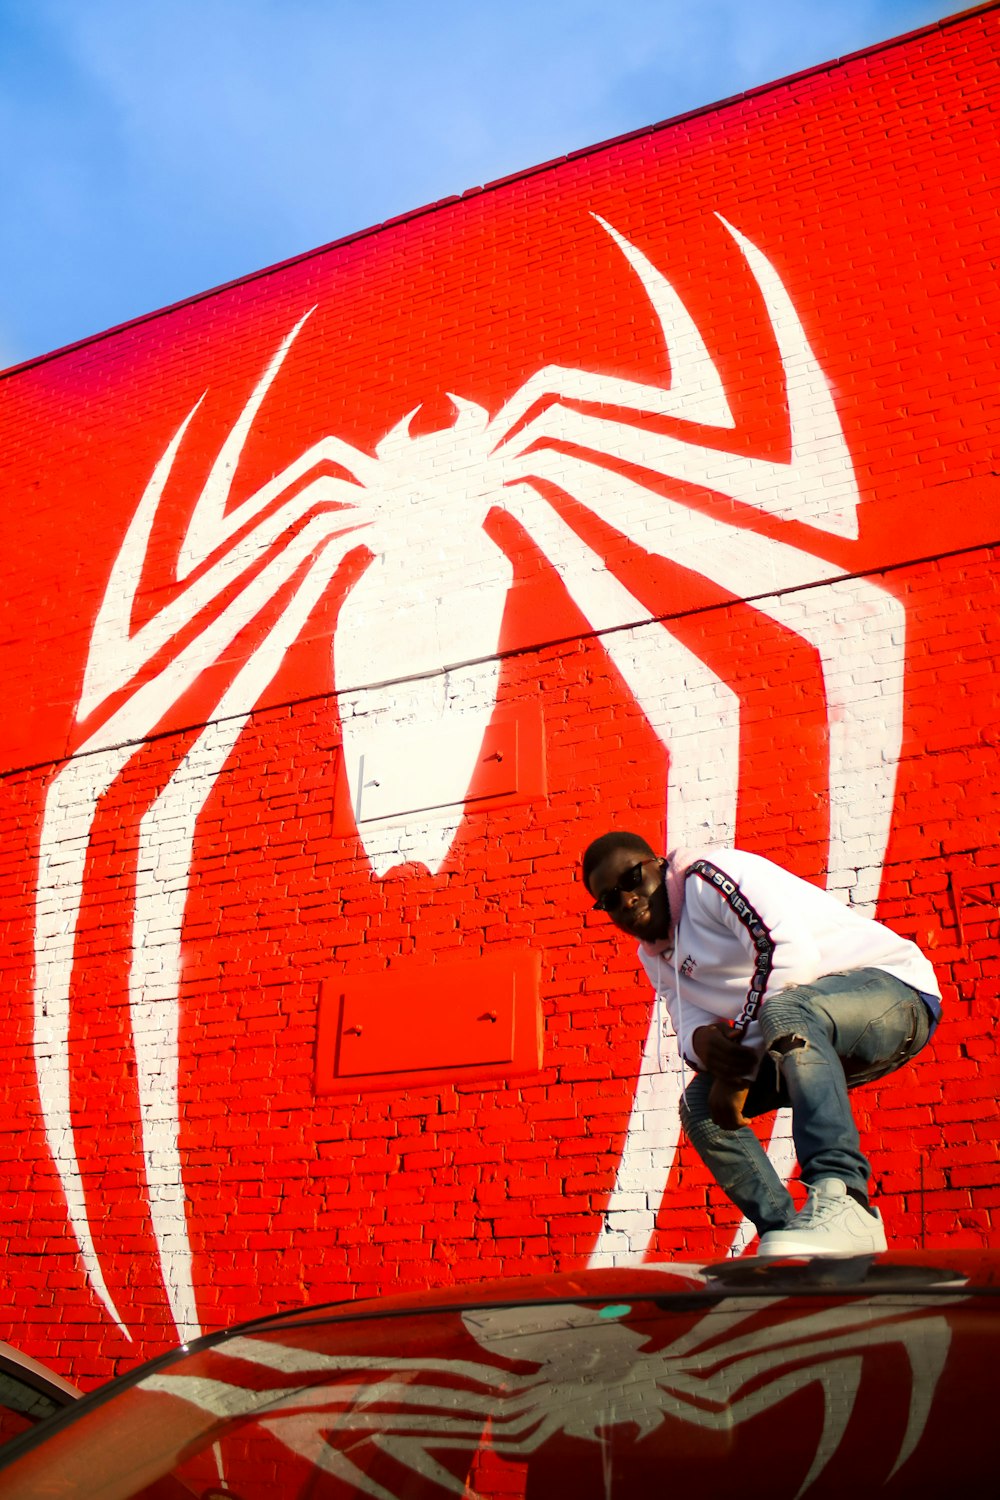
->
xmin=639 ymin=848 xmax=941 ymax=1070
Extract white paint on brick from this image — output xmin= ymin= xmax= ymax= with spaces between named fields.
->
xmin=32 ymin=212 xmax=907 ymax=1328
xmin=130 ymin=538 xmax=353 ymax=1341
xmin=34 ymin=747 xmax=134 ymax=1337
xmin=345 ymin=664 xmax=504 ymax=875
xmin=37 ymin=530 xmax=356 ymax=1339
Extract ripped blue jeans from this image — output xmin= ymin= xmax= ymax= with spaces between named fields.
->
xmin=679 ymin=969 xmax=932 ymax=1235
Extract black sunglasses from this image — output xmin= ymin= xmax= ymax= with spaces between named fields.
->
xmin=592 ymin=858 xmax=659 ymax=913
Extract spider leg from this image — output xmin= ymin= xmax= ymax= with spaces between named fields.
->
xmin=887 ymin=1313 xmax=950 ymax=1479
xmin=81 ymin=415 xmax=370 ymax=720
xmin=34 ymin=744 xmax=138 ymax=1337
xmin=264 ymin=1421 xmax=402 ymax=1500
xmin=50 ymin=358 xmax=370 ymax=1332
xmin=655 ymin=1295 xmax=787 ymax=1363
xmin=503 ymin=475 xmax=898 ymax=1261
xmin=35 ymin=518 xmax=362 ymax=1337
xmin=265 ymin=1395 xmax=505 ymax=1499
xmin=487 ymin=216 xmax=734 ymax=441
xmin=367 ymin=1412 xmax=556 ymax=1494
xmin=502 ymin=481 xmax=742 ymax=848
xmin=672 ymin=1295 xmax=950 ymax=1367
xmin=672 ymin=1302 xmax=950 ymax=1496
xmin=257 ymin=1412 xmax=494 ymax=1500
xmin=82 ymin=392 xmax=206 ymax=717
xmin=662 ymin=1357 xmax=862 ymax=1497
xmin=369 ymin=1433 xmax=485 ymax=1498
xmin=468 ymin=1407 xmax=552 ymax=1459
xmin=221 ymin=1335 xmax=521 ymax=1393
xmin=659 ymin=1296 xmax=950 ymax=1488
xmin=507 ymin=454 xmax=904 ymax=908
xmin=493 ymin=216 xmax=860 ymax=540
xmin=500 ymin=481 xmax=739 ymax=1266
xmin=143 ymin=1370 xmax=507 ymax=1420
xmin=175 ymin=310 xmax=378 ymax=578
xmin=129 ymin=531 xmax=359 ymax=1341
xmin=177 ymin=309 xmax=316 ymax=576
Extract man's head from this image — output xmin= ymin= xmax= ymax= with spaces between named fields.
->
xmin=581 ymin=831 xmax=671 ymax=942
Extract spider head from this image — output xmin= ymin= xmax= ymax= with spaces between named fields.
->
xmin=374 ymin=394 xmax=489 ymax=463
xmin=367 ymin=394 xmax=496 ymax=530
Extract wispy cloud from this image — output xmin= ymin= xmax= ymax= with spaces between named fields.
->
xmin=0 ymin=0 xmax=948 ymax=365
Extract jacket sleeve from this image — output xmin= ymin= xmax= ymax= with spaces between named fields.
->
xmin=684 ymin=855 xmax=825 ymax=1037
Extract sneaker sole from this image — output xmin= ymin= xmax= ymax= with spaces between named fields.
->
xmin=757 ymin=1238 xmax=887 ymax=1258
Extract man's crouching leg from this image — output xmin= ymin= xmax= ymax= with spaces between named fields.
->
xmin=753 ymin=971 xmax=916 ymax=1257
xmin=680 ymin=1072 xmax=794 ymax=1237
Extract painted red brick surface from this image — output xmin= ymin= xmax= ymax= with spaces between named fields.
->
xmin=0 ymin=7 xmax=998 ymax=1388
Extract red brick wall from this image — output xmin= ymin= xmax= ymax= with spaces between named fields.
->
xmin=0 ymin=6 xmax=997 ymax=1387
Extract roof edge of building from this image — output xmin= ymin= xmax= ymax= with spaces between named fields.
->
xmin=2 ymin=2 xmax=994 ymax=383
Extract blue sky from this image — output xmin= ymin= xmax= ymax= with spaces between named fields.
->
xmin=1 ymin=0 xmax=951 ymax=369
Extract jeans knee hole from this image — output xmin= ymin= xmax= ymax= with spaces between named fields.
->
xmin=770 ymin=1035 xmax=808 ymax=1056
xmin=768 ymin=1034 xmax=808 ymax=1081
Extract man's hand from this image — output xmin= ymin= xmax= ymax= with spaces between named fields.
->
xmin=692 ymin=1022 xmax=755 ymax=1131
xmin=692 ymin=1021 xmax=756 ymax=1084
xmin=708 ymin=1078 xmax=750 ymax=1130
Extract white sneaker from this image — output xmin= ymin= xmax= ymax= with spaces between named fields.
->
xmin=756 ymin=1179 xmax=888 ymax=1258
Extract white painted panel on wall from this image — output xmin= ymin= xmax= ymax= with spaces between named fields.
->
xmin=356 ymin=718 xmax=518 ymax=823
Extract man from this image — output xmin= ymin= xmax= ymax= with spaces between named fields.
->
xmin=582 ymin=832 xmax=941 ymax=1256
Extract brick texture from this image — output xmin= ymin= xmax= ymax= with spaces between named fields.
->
xmin=0 ymin=7 xmax=998 ymax=1387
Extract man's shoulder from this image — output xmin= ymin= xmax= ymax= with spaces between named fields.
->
xmin=682 ymin=849 xmax=807 ymax=908
xmin=684 ymin=847 xmax=801 ymax=878
xmin=681 ymin=847 xmax=762 ymax=881
xmin=684 ymin=848 xmax=849 ymax=921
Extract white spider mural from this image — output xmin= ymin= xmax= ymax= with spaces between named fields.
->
xmin=139 ymin=1290 xmax=953 ymax=1499
xmin=32 ymin=212 xmax=905 ymax=1341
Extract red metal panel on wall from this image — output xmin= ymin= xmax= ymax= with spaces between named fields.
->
xmin=316 ymin=948 xmax=541 ymax=1090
